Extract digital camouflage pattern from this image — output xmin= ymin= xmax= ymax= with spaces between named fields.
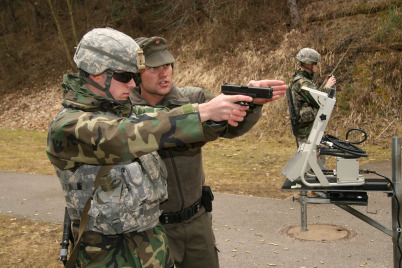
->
xmin=89 ymin=153 xmax=167 ymax=234
xmin=75 ymin=223 xmax=174 ymax=267
xmin=290 ymin=69 xmax=331 ymax=138
xmin=74 ymin=27 xmax=145 ymax=75
xmin=47 ymin=73 xmax=204 ymax=170
xmin=296 ymin=47 xmax=321 ymax=64
xmin=56 ymin=152 xmax=167 ymax=235
xmin=47 ymin=73 xmax=211 ymax=267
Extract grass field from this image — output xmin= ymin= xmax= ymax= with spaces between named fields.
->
xmin=0 ymin=127 xmax=393 ymax=198
xmin=0 ymin=127 xmax=394 ymax=266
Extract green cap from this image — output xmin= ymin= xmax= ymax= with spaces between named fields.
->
xmin=135 ymin=36 xmax=175 ymax=67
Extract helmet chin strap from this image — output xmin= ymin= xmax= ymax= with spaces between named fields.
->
xmin=102 ymin=70 xmax=115 ymax=99
xmin=301 ymin=63 xmax=315 ymax=75
xmin=82 ymin=69 xmax=115 ymax=99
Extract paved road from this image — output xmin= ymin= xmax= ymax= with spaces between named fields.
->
xmin=0 ymin=161 xmax=397 ymax=267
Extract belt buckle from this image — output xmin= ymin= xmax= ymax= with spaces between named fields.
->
xmin=161 ymin=212 xmax=178 ymax=224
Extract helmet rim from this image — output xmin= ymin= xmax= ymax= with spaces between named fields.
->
xmin=296 ymin=48 xmax=321 ymax=64
xmin=74 ymin=27 xmax=144 ymax=75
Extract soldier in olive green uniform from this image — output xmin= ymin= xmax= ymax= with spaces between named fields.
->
xmin=129 ymin=36 xmax=287 ymax=268
xmin=289 ymin=47 xmax=337 ymax=146
xmin=47 ymin=28 xmax=253 ymax=268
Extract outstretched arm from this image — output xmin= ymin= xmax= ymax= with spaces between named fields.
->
xmin=248 ymin=80 xmax=287 ymax=105
xmin=199 ymin=94 xmax=252 ymax=127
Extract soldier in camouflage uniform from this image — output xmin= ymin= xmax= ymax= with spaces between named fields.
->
xmin=47 ymin=28 xmax=253 ymax=268
xmin=289 ymin=47 xmax=337 ymax=146
xmin=129 ymin=36 xmax=287 ymax=268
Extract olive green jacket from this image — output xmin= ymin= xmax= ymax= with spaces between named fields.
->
xmin=130 ymin=84 xmax=262 ymax=227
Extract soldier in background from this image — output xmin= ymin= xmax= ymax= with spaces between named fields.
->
xmin=46 ymin=28 xmax=253 ymax=267
xmin=289 ymin=47 xmax=337 ymax=146
xmin=130 ymin=36 xmax=287 ymax=268
xmin=287 ymin=48 xmax=337 ymax=198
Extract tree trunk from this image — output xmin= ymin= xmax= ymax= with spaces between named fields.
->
xmin=6 ymin=0 xmax=18 ymax=28
xmin=47 ymin=0 xmax=75 ymax=69
xmin=66 ymin=0 xmax=78 ymax=46
xmin=1 ymin=12 xmax=23 ymax=72
xmin=287 ymin=0 xmax=301 ymax=28
xmin=28 ymin=0 xmax=40 ymax=40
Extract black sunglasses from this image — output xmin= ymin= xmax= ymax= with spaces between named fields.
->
xmin=112 ymin=72 xmax=138 ymax=83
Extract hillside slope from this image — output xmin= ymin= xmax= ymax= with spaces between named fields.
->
xmin=0 ymin=0 xmax=400 ymax=145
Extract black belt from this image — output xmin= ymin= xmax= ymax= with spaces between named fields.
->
xmin=159 ymin=199 xmax=202 ymax=224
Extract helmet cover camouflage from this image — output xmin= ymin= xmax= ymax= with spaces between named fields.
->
xmin=296 ymin=48 xmax=321 ymax=64
xmin=74 ymin=27 xmax=145 ymax=75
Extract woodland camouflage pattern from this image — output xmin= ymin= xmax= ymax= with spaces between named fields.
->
xmin=47 ymin=73 xmax=209 ymax=267
xmin=290 ymin=69 xmax=330 ymax=138
xmin=47 ymin=73 xmax=204 ymax=170
xmin=75 ymin=223 xmax=173 ymax=267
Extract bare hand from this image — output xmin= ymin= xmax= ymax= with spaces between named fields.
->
xmin=247 ymin=80 xmax=287 ymax=105
xmin=199 ymin=94 xmax=252 ymax=126
xmin=325 ymin=76 xmax=336 ymax=88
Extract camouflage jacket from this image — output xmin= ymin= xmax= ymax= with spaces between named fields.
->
xmin=47 ymin=74 xmax=212 ymax=234
xmin=290 ymin=69 xmax=330 ymax=138
xmin=130 ymin=84 xmax=262 ymax=227
xmin=47 ymin=74 xmax=207 ymax=170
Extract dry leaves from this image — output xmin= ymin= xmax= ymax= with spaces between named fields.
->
xmin=0 ymin=86 xmax=63 ymax=131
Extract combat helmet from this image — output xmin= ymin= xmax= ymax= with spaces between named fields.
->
xmin=74 ymin=27 xmax=145 ymax=99
xmin=296 ymin=48 xmax=320 ymax=65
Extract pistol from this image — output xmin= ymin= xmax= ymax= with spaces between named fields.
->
xmin=221 ymin=83 xmax=273 ymax=106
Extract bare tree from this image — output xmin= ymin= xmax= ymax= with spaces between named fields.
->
xmin=47 ymin=0 xmax=75 ymax=69
xmin=66 ymin=0 xmax=78 ymax=46
xmin=287 ymin=0 xmax=301 ymax=28
xmin=1 ymin=11 xmax=23 ymax=71
xmin=28 ymin=0 xmax=41 ymax=40
xmin=5 ymin=0 xmax=18 ymax=28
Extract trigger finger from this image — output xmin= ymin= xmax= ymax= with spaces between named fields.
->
xmin=235 ymin=102 xmax=250 ymax=110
